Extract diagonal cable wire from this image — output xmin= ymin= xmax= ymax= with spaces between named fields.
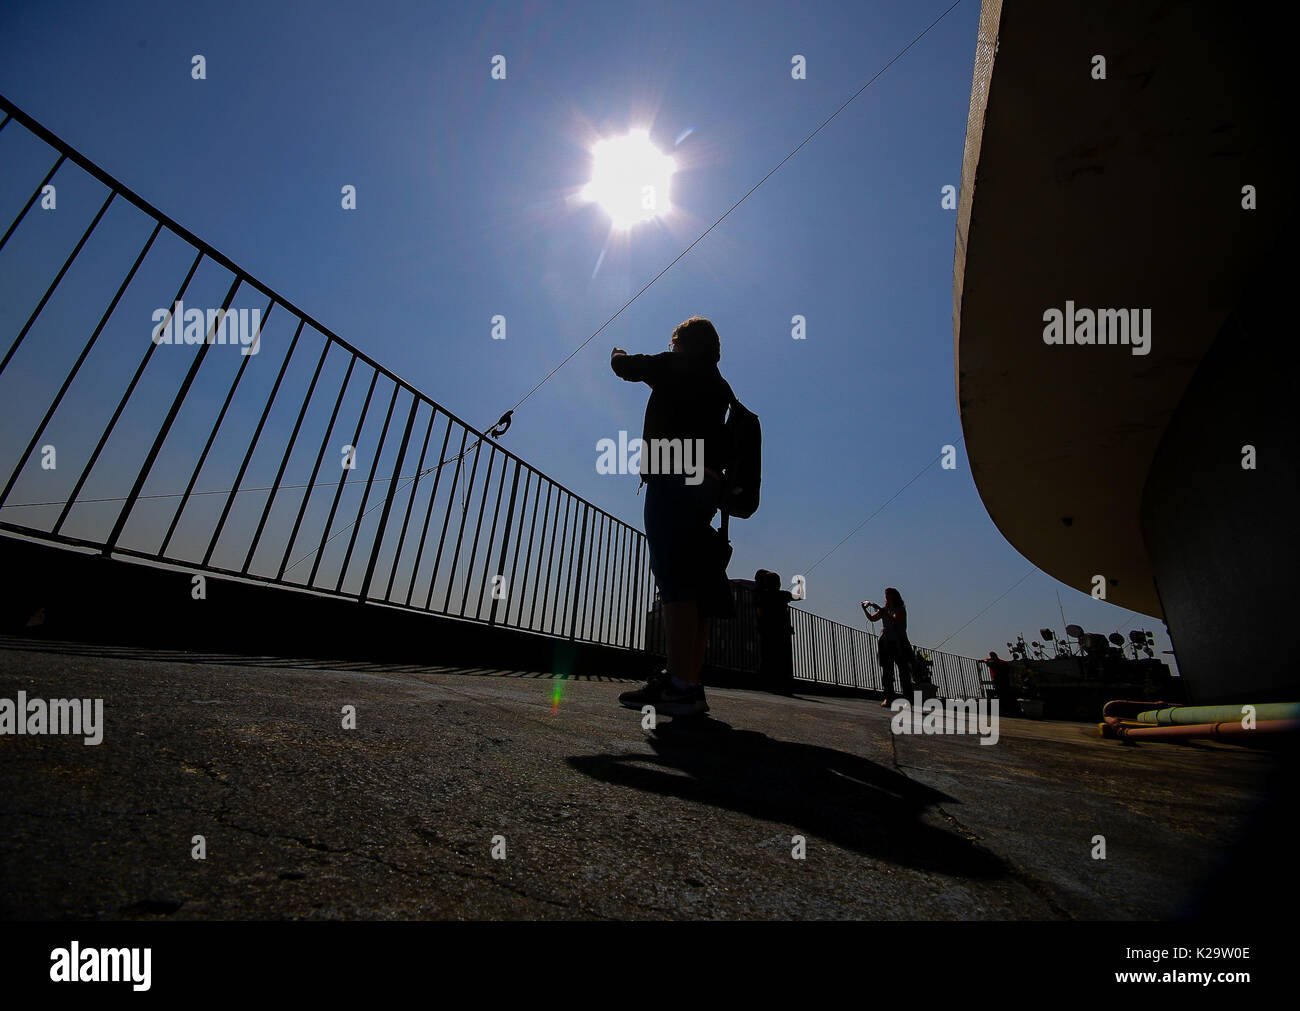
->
xmin=802 ymin=438 xmax=960 ymax=576
xmin=934 ymin=566 xmax=1037 ymax=650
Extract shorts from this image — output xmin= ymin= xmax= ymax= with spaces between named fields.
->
xmin=643 ymin=474 xmax=734 ymax=618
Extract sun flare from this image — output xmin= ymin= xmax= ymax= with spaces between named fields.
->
xmin=582 ymin=129 xmax=676 ymax=229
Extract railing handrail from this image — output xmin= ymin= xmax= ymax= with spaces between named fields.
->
xmin=0 ymin=93 xmax=645 ymax=538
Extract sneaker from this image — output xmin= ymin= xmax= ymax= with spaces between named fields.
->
xmin=659 ymin=682 xmax=709 ymax=717
xmin=619 ymin=672 xmax=670 ymax=709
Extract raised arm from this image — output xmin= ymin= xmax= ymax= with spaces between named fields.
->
xmin=610 ymin=347 xmax=664 ymax=385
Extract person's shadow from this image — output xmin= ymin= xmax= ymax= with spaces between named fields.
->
xmin=567 ymin=717 xmax=1006 ymax=878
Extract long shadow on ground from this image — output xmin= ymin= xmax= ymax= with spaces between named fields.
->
xmin=568 ymin=716 xmax=1008 ymax=879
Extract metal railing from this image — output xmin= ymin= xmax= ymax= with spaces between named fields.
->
xmin=789 ymin=608 xmax=987 ymax=699
xmin=0 ymin=93 xmax=985 ymax=696
xmin=0 ymin=94 xmax=652 ymax=649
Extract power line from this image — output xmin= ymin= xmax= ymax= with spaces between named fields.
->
xmin=934 ymin=566 xmax=1037 ymax=650
xmin=802 ymin=437 xmax=962 ymax=576
xmin=933 ymin=580 xmax=1160 ymax=655
xmin=504 ymin=0 xmax=967 ymax=417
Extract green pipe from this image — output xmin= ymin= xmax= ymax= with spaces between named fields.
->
xmin=1134 ymin=702 xmax=1300 ymax=725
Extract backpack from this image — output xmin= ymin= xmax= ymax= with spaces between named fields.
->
xmin=720 ymin=395 xmax=761 ymax=519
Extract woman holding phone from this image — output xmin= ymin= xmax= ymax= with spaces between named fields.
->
xmin=862 ymin=588 xmax=913 ymax=707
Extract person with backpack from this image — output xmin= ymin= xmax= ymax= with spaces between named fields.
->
xmin=611 ymin=317 xmax=739 ymax=717
xmin=862 ymin=588 xmax=913 ymax=707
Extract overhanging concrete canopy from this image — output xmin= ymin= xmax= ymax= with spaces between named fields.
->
xmin=954 ymin=0 xmax=1287 ymax=617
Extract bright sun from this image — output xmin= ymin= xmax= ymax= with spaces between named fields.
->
xmin=582 ymin=129 xmax=676 ymax=229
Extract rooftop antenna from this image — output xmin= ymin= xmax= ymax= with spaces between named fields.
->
xmin=1056 ymin=589 xmax=1071 ymax=655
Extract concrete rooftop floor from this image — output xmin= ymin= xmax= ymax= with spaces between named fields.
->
xmin=0 ymin=635 xmax=1286 ymax=920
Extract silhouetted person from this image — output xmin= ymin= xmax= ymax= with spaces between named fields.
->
xmin=862 ymin=588 xmax=912 ymax=707
xmin=754 ymin=569 xmax=795 ymax=696
xmin=613 ymin=317 xmax=734 ymax=717
xmin=979 ymin=650 xmax=1019 ymax=716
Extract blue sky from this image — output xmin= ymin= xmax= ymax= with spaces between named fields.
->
xmin=0 ymin=0 xmax=1169 ymax=664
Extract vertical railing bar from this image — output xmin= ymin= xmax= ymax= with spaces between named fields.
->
xmin=274 ymin=353 xmax=357 ymax=579
xmin=619 ymin=525 xmax=633 ymax=645
xmin=810 ymin=616 xmax=817 ymax=683
xmin=336 ymin=379 xmax=401 ymax=593
xmin=358 ymin=393 xmax=418 ymax=602
xmin=806 ymin=617 xmax=814 ymax=683
xmin=527 ymin=484 xmax=554 ymax=630
xmin=488 ymin=461 xmax=521 ymax=626
xmin=556 ymin=498 xmax=579 ymax=635
xmin=564 ymin=503 xmax=582 ymax=640
xmin=243 ymin=337 xmax=332 ymax=574
xmin=567 ymin=505 xmax=590 ymax=641
xmin=631 ymin=535 xmax=645 ymax=651
xmin=307 ymin=366 xmax=379 ymax=588
xmin=467 ymin=450 xmax=501 ymax=616
xmin=444 ymin=438 xmax=486 ymax=615
xmin=158 ymin=297 xmax=277 ymax=558
xmin=204 ymin=317 xmax=307 ymax=566
xmin=0 ymin=153 xmax=65 ymax=256
xmin=407 ymin=413 xmax=454 ymax=607
xmin=603 ymin=522 xmax=617 ymax=646
xmin=595 ymin=514 xmax=612 ymax=644
xmin=384 ymin=405 xmax=436 ymax=603
xmin=623 ymin=528 xmax=637 ymax=647
xmin=471 ymin=449 xmax=507 ymax=616
xmin=603 ymin=517 xmax=619 ymax=644
xmin=632 ymin=530 xmax=644 ymax=648
xmin=609 ymin=525 xmax=624 ymax=647
xmin=582 ymin=512 xmax=603 ymax=643
xmin=1 ymin=189 xmax=115 ymax=375
xmin=809 ymin=615 xmax=817 ymax=682
xmin=514 ymin=477 xmax=541 ymax=628
xmin=102 ymin=274 xmax=242 ymax=554
xmin=614 ymin=525 xmax=629 ymax=647
xmin=0 ymin=220 xmax=162 ymax=509
xmin=547 ymin=496 xmax=571 ymax=634
xmin=425 ymin=425 xmax=470 ymax=611
xmin=579 ymin=511 xmax=598 ymax=642
xmin=800 ymin=610 xmax=811 ymax=680
xmin=504 ymin=469 xmax=533 ymax=626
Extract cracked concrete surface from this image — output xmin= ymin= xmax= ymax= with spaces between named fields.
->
xmin=0 ymin=636 xmax=1282 ymax=919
